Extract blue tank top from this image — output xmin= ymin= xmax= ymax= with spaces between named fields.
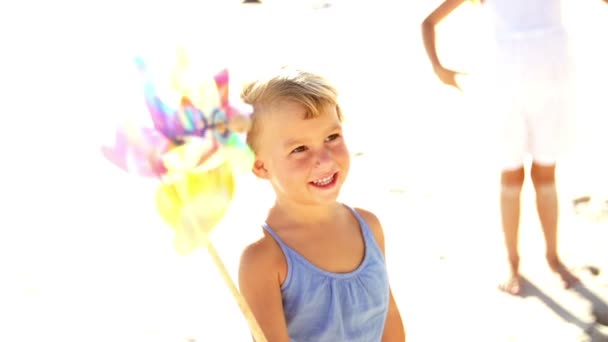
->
xmin=262 ymin=206 xmax=390 ymax=342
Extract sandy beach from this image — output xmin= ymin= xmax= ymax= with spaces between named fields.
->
xmin=1 ymin=0 xmax=607 ymax=341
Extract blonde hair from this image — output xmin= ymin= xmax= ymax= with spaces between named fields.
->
xmin=240 ymin=67 xmax=343 ymax=152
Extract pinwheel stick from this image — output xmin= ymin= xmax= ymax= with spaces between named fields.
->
xmin=176 ymin=183 xmax=268 ymax=342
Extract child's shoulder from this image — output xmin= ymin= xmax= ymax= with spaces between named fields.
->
xmin=239 ymin=229 xmax=286 ymax=280
xmin=350 ymin=206 xmax=381 ymax=227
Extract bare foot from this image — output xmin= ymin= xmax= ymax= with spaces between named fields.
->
xmin=499 ymin=273 xmax=522 ymax=295
xmin=548 ymin=258 xmax=580 ymax=289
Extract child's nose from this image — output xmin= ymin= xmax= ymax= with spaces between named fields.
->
xmin=314 ymin=148 xmax=333 ymax=168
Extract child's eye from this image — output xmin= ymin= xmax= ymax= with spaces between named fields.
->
xmin=291 ymin=145 xmax=308 ymax=154
xmin=325 ymin=133 xmax=341 ymax=142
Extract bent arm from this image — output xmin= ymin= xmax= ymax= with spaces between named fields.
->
xmin=421 ymin=0 xmax=467 ymax=70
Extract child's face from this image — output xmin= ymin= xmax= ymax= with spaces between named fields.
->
xmin=253 ymin=100 xmax=350 ymax=206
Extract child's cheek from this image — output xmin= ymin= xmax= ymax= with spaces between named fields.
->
xmin=332 ymin=140 xmax=350 ymax=157
xmin=286 ymin=153 xmax=314 ymax=174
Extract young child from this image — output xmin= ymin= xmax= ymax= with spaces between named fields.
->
xmin=421 ymin=0 xmax=607 ymax=295
xmin=237 ymin=67 xmax=405 ymax=341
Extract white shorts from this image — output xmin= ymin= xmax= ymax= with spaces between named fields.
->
xmin=489 ymin=32 xmax=575 ymax=171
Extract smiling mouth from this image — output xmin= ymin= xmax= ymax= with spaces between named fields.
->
xmin=309 ymin=172 xmax=338 ymax=188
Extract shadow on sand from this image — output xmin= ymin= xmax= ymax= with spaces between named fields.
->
xmin=519 ymin=276 xmax=608 ymax=341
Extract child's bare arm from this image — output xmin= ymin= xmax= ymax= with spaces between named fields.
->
xmin=384 ymin=290 xmax=405 ymax=342
xmin=356 ymin=209 xmax=406 ymax=341
xmin=421 ymin=0 xmax=468 ymax=89
xmin=239 ymin=239 xmax=290 ymax=342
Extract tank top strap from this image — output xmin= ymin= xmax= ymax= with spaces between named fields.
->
xmin=261 ymin=223 xmax=297 ymax=288
xmin=261 ymin=223 xmax=294 ymax=258
xmin=345 ymin=205 xmax=366 ymax=227
xmin=262 ymin=223 xmax=285 ymax=245
xmin=344 ymin=205 xmax=384 ymax=257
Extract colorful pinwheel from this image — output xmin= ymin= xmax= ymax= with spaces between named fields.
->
xmin=100 ymin=49 xmax=265 ymax=341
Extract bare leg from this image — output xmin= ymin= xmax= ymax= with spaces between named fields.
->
xmin=499 ymin=167 xmax=525 ymax=295
xmin=530 ymin=162 xmax=579 ymax=288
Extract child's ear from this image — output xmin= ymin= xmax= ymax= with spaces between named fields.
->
xmin=252 ymin=159 xmax=269 ymax=179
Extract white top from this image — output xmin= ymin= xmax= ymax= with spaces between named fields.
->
xmin=483 ymin=0 xmax=565 ymax=39
xmin=480 ymin=0 xmax=570 ymax=65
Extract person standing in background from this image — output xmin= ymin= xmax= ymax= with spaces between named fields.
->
xmin=420 ymin=0 xmax=606 ymax=295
